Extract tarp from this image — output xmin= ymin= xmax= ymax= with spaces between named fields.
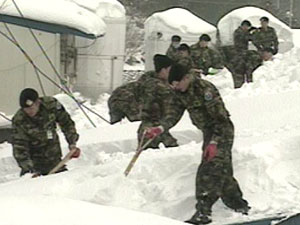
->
xmin=217 ymin=6 xmax=294 ymax=53
xmin=0 ymin=0 xmax=106 ymax=39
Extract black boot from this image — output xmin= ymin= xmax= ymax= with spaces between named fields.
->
xmin=185 ymin=211 xmax=212 ymax=225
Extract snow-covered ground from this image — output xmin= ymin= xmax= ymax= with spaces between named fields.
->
xmin=1 ymin=31 xmax=300 ymax=225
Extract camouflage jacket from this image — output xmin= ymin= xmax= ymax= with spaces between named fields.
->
xmin=233 ymin=26 xmax=251 ymax=51
xmin=138 ymin=71 xmax=184 ymax=128
xmin=12 ymin=96 xmax=79 ymax=172
xmin=190 ymin=44 xmax=224 ymax=74
xmin=166 ymin=45 xmax=180 ymax=61
xmin=162 ymin=75 xmax=233 ymax=143
xmin=251 ymin=26 xmax=279 ymax=51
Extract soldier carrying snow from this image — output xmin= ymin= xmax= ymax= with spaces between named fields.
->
xmin=11 ymin=88 xmax=80 ymax=177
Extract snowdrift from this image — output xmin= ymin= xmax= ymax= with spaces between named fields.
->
xmin=144 ymin=7 xmax=217 ymax=70
xmin=217 ymin=6 xmax=294 ymax=53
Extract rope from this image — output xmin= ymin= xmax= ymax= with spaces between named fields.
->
xmin=10 ymin=0 xmax=103 ymax=126
xmin=0 ymin=29 xmax=104 ymax=126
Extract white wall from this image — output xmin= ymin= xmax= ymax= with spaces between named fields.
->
xmin=74 ymin=18 xmax=126 ymax=100
xmin=0 ymin=24 xmax=60 ymax=115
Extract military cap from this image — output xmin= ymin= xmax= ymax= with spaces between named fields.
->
xmin=178 ymin=43 xmax=190 ymax=53
xmin=168 ymin=63 xmax=188 ymax=84
xmin=199 ymin=34 xmax=211 ymax=42
xmin=241 ymin=20 xmax=252 ymax=27
xmin=153 ymin=54 xmax=173 ymax=72
xmin=171 ymin=35 xmax=181 ymax=42
xmin=19 ymin=88 xmax=39 ymax=108
xmin=260 ymin=16 xmax=269 ymax=22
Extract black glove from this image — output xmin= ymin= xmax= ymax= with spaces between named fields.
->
xmin=273 ymin=47 xmax=278 ymax=55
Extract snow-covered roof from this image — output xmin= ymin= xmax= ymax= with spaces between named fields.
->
xmin=0 ymin=0 xmax=106 ymax=37
xmin=218 ymin=6 xmax=294 ymax=52
xmin=145 ymin=8 xmax=216 ymax=36
xmin=69 ymin=0 xmax=125 ymax=19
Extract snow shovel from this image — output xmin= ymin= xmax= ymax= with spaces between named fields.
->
xmin=124 ymin=131 xmax=154 ymax=177
xmin=48 ymin=148 xmax=77 ymax=175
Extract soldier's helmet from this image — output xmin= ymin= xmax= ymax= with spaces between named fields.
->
xmin=241 ymin=20 xmax=252 ymax=27
xmin=178 ymin=43 xmax=190 ymax=53
xmin=260 ymin=16 xmax=269 ymax=22
xmin=153 ymin=54 xmax=173 ymax=72
xmin=19 ymin=88 xmax=39 ymax=108
xmin=171 ymin=35 xmax=181 ymax=42
xmin=199 ymin=34 xmax=211 ymax=42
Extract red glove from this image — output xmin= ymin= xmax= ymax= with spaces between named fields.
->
xmin=203 ymin=143 xmax=217 ymax=162
xmin=70 ymin=146 xmax=81 ymax=158
xmin=145 ymin=126 xmax=164 ymax=139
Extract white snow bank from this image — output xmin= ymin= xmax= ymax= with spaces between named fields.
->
xmin=0 ymin=0 xmax=106 ymax=36
xmin=144 ymin=7 xmax=217 ymax=70
xmin=69 ymin=0 xmax=125 ymax=19
xmin=218 ymin=6 xmax=294 ymax=53
xmin=0 ymin=195 xmax=186 ymax=225
xmin=145 ymin=8 xmax=216 ymax=37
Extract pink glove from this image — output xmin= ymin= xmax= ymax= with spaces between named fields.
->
xmin=70 ymin=146 xmax=81 ymax=158
xmin=203 ymin=143 xmax=217 ymax=162
xmin=145 ymin=126 xmax=164 ymax=139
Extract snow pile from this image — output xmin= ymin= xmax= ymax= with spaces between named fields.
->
xmin=145 ymin=8 xmax=216 ymax=38
xmin=0 ymin=0 xmax=106 ymax=36
xmin=144 ymin=7 xmax=217 ymax=70
xmin=217 ymin=6 xmax=294 ymax=53
xmin=69 ymin=0 xmax=125 ymax=19
xmin=1 ymin=34 xmax=300 ymax=225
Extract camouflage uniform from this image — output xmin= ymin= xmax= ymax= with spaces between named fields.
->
xmin=228 ymin=27 xmax=262 ymax=88
xmin=162 ymin=75 xmax=249 ymax=215
xmin=252 ymin=27 xmax=279 ymax=53
xmin=108 ymin=82 xmax=141 ymax=124
xmin=166 ymin=45 xmax=180 ymax=61
xmin=12 ymin=96 xmax=79 ymax=175
xmin=190 ymin=43 xmax=224 ymax=75
xmin=138 ymin=71 xmax=183 ymax=149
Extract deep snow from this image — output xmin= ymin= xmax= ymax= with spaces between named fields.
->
xmin=1 ymin=24 xmax=300 ymax=225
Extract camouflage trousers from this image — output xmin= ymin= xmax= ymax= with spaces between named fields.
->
xmin=195 ymin=125 xmax=248 ymax=215
xmin=29 ymin=141 xmax=65 ymax=175
xmin=138 ymin=122 xmax=178 ymax=150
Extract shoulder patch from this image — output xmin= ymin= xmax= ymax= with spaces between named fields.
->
xmin=204 ymin=91 xmax=213 ymax=101
xmin=56 ymin=101 xmax=62 ymax=110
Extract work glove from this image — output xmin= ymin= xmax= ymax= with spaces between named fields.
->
xmin=203 ymin=143 xmax=218 ymax=162
xmin=69 ymin=145 xmax=81 ymax=158
xmin=145 ymin=126 xmax=164 ymax=139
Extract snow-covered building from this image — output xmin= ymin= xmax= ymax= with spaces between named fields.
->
xmin=0 ymin=0 xmax=106 ymax=114
xmin=217 ymin=6 xmax=294 ymax=53
xmin=144 ymin=8 xmax=217 ymax=71
xmin=74 ymin=0 xmax=126 ymax=100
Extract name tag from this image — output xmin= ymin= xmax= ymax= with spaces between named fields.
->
xmin=47 ymin=130 xmax=53 ymax=139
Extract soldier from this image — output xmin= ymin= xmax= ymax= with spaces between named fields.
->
xmin=252 ymin=16 xmax=279 ymax=55
xmin=145 ymin=64 xmax=250 ymax=224
xmin=166 ymin=35 xmax=181 ymax=61
xmin=138 ymin=54 xmax=183 ymax=149
xmin=12 ymin=88 xmax=80 ymax=177
xmin=190 ymin=34 xmax=224 ymax=75
xmin=108 ymin=81 xmax=141 ymax=124
xmin=233 ymin=20 xmax=252 ymax=51
xmin=229 ymin=20 xmax=262 ymax=88
xmin=176 ymin=43 xmax=193 ymax=71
